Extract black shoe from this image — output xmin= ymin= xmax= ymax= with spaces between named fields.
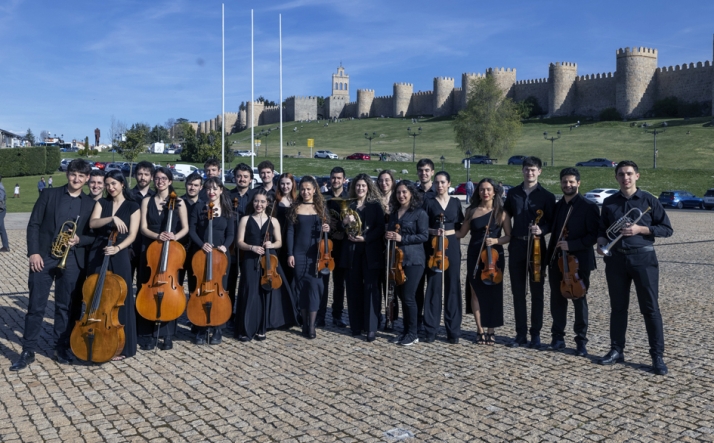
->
xmin=548 ymin=339 xmax=566 ymax=351
xmin=333 ymin=318 xmax=347 ymax=328
xmin=308 ymin=331 xmax=316 ymax=340
xmin=0 ymin=247 xmax=9 ymax=252
xmin=399 ymin=334 xmax=419 ymax=346
xmin=390 ymin=334 xmax=405 ymax=344
xmin=366 ymin=332 xmax=376 ymax=342
xmin=652 ymin=356 xmax=668 ymax=376
xmin=315 ymin=318 xmax=326 ymax=327
xmin=209 ymin=329 xmax=223 ymax=345
xmin=193 ymin=334 xmax=207 ymax=345
xmin=10 ymin=351 xmax=35 ymax=371
xmin=159 ymin=337 xmax=173 ymax=351
xmin=139 ymin=343 xmax=156 ymax=351
xmin=237 ymin=335 xmax=251 ymax=342
xmin=598 ymin=349 xmax=625 ymax=365
xmin=528 ymin=335 xmax=542 ymax=349
xmin=351 ymin=330 xmax=362 ymax=337
xmin=575 ymin=342 xmax=588 ymax=357
xmin=448 ymin=337 xmax=460 ymax=345
xmin=508 ymin=335 xmax=528 ymax=348
xmin=417 ymin=324 xmax=425 ymax=336
xmin=255 ymin=334 xmax=266 ymax=341
xmin=54 ymin=348 xmax=74 ymax=364
xmin=422 ymin=335 xmax=436 ymax=343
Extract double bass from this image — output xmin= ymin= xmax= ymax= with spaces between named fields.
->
xmin=315 ymin=213 xmax=334 ymax=277
xmin=385 ymin=224 xmax=406 ymax=330
xmin=187 ymin=202 xmax=232 ymax=331
xmin=136 ymin=192 xmax=186 ymax=346
xmin=556 ymin=207 xmax=586 ymax=299
xmin=260 ymin=200 xmax=283 ymax=290
xmin=70 ymin=230 xmax=127 ymax=363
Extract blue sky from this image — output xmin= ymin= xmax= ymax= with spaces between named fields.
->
xmin=1 ymin=0 xmax=712 ymax=143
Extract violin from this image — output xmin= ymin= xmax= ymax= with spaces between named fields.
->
xmin=384 ymin=223 xmax=405 ymax=330
xmin=529 ymin=209 xmax=544 ymax=282
xmin=187 ymin=202 xmax=232 ymax=328
xmin=136 ymin=192 xmax=186 ymax=328
xmin=388 ymin=224 xmax=407 ymax=286
xmin=260 ymin=200 xmax=283 ymax=290
xmin=427 ymin=213 xmax=449 ymax=273
xmin=70 ymin=230 xmax=127 ymax=363
xmin=478 ymin=212 xmax=503 ymax=285
xmin=316 ymin=213 xmax=334 ymax=277
xmin=557 ymin=208 xmax=586 ymax=299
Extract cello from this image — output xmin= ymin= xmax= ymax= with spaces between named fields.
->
xmin=136 ymin=192 xmax=186 ymax=345
xmin=70 ymin=230 xmax=127 ymax=363
xmin=260 ymin=200 xmax=283 ymax=290
xmin=557 ymin=207 xmax=586 ymax=299
xmin=385 ymin=223 xmax=406 ymax=330
xmin=187 ymin=202 xmax=232 ymax=331
xmin=315 ymin=212 xmax=335 ymax=277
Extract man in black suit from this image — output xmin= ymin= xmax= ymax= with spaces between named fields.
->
xmin=546 ymin=167 xmax=600 ymax=357
xmin=11 ymin=159 xmax=96 ymax=371
xmin=129 ymin=161 xmax=155 ymax=290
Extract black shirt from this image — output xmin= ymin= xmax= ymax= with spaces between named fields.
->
xmin=131 ymin=186 xmax=155 ymax=202
xmin=504 ymin=182 xmax=556 ymax=237
xmin=56 ymin=187 xmax=82 ymax=226
xmin=417 ymin=182 xmax=435 ymax=195
xmin=228 ymin=187 xmax=253 ymax=221
xmin=599 ymin=188 xmax=673 ymax=249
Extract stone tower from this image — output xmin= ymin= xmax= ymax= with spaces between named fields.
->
xmin=433 ymin=77 xmax=454 ymax=117
xmin=486 ymin=67 xmax=516 ymax=99
xmin=548 ymin=62 xmax=578 ymax=116
xmin=461 ymin=73 xmax=484 ymax=110
xmin=393 ymin=83 xmax=413 ymax=117
xmin=616 ymin=47 xmax=658 ymax=118
xmin=357 ymin=89 xmax=375 ymax=118
xmin=332 ymin=64 xmax=350 ymax=100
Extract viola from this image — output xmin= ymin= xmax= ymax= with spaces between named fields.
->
xmin=136 ymin=192 xmax=187 ymax=327
xmin=478 ymin=212 xmax=503 ymax=285
xmin=427 ymin=213 xmax=449 ymax=273
xmin=316 ymin=213 xmax=334 ymax=277
xmin=557 ymin=208 xmax=586 ymax=299
xmin=384 ymin=223 xmax=405 ymax=330
xmin=70 ymin=230 xmax=127 ymax=363
xmin=530 ymin=209 xmax=544 ymax=283
xmin=187 ymin=202 xmax=232 ymax=328
xmin=260 ymin=200 xmax=283 ymax=290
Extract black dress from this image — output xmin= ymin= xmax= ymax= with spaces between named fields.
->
xmin=466 ymin=212 xmax=504 ymax=328
xmin=87 ymin=198 xmax=141 ymax=358
xmin=423 ymin=196 xmax=465 ymax=340
xmin=137 ymin=197 xmax=182 ymax=343
xmin=237 ymin=216 xmax=298 ymax=339
xmin=287 ymin=214 xmax=324 ymax=311
xmin=275 ymin=203 xmax=293 ymax=284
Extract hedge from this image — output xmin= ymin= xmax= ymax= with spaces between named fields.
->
xmin=0 ymin=146 xmax=61 ymax=177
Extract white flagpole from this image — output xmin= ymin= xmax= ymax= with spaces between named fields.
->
xmin=279 ymin=14 xmax=283 ymax=174
xmin=250 ymin=9 xmax=255 ymax=177
xmin=221 ymin=3 xmax=225 ymax=183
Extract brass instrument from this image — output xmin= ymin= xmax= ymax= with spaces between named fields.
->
xmin=51 ymin=216 xmax=80 ymax=270
xmin=600 ymin=207 xmax=651 ymax=256
xmin=330 ymin=198 xmax=362 ymax=237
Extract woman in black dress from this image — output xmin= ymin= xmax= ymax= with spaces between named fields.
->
xmin=385 ymin=181 xmax=429 ymax=346
xmin=275 ymin=173 xmax=297 ymax=284
xmin=286 ymin=176 xmax=330 ymax=339
xmin=137 ymin=167 xmax=189 ymax=350
xmin=423 ymin=171 xmax=465 ymax=344
xmin=236 ymin=189 xmax=298 ymax=341
xmin=88 ymin=170 xmax=141 ymax=360
xmin=341 ymin=173 xmax=385 ymax=342
xmin=457 ymin=178 xmax=511 ymax=346
xmin=188 ymin=177 xmax=234 ymax=345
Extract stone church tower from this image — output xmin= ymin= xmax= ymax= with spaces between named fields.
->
xmin=332 ymin=64 xmax=350 ymax=100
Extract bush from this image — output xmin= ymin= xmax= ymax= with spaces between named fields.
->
xmin=599 ymin=107 xmax=622 ymax=121
xmin=0 ymin=147 xmax=54 ymax=177
xmin=45 ymin=146 xmax=60 ymax=174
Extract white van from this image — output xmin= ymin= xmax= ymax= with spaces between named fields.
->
xmin=173 ymin=164 xmax=198 ymax=177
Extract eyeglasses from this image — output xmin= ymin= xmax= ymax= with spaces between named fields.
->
xmin=154 ymin=176 xmax=169 ymax=182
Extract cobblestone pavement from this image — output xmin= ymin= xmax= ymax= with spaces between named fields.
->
xmin=1 ymin=210 xmax=713 ymax=442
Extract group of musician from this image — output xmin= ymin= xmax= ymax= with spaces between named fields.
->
xmin=10 ymin=154 xmax=673 ymax=376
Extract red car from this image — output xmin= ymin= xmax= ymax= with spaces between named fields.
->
xmin=94 ymin=162 xmax=107 ymax=170
xmin=346 ymin=153 xmax=370 ymax=160
xmin=453 ymin=182 xmax=469 ymax=195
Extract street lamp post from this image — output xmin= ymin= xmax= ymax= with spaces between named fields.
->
xmin=364 ymin=132 xmax=377 ymax=157
xmin=543 ymin=130 xmax=561 ymax=167
xmin=645 ymin=124 xmax=666 ymax=169
xmin=260 ymin=129 xmax=273 ymax=157
xmin=407 ymin=127 xmax=422 ymax=162
xmin=465 ymin=149 xmax=471 ymax=184
xmin=440 ymin=155 xmax=445 ymax=171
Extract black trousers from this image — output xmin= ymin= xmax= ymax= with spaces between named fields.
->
xmin=604 ymin=251 xmax=664 ymax=357
xmin=345 ymin=252 xmax=381 ymax=335
xmin=415 ymin=270 xmax=426 ymax=327
xmin=548 ymin=265 xmax=590 ymax=344
xmin=23 ymin=254 xmax=82 ymax=352
xmin=508 ymin=238 xmax=546 ymax=338
xmin=423 ymin=240 xmax=462 ymax=340
xmin=319 ymin=266 xmax=346 ymax=322
xmin=397 ymin=265 xmax=423 ymax=337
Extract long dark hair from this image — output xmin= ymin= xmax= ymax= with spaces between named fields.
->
xmin=468 ymin=178 xmax=503 ymax=225
xmin=389 ymin=180 xmax=422 ymax=212
xmin=251 ymin=188 xmax=275 ymax=216
xmin=203 ymin=177 xmax=233 ymax=218
xmin=288 ymin=175 xmax=327 ymax=224
xmin=349 ymin=173 xmax=380 ymax=203
xmin=153 ymin=166 xmax=176 ymax=195
xmin=104 ymin=170 xmax=134 ymax=202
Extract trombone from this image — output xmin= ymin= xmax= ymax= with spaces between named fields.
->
xmin=599 ymin=207 xmax=650 ymax=256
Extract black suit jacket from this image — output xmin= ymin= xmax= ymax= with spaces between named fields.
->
xmin=546 ymin=193 xmax=600 ymax=272
xmin=340 ymin=201 xmax=385 ymax=270
xmin=26 ymin=185 xmax=96 ymax=268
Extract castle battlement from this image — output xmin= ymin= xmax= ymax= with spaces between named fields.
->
xmin=658 ymin=60 xmax=712 ymax=72
xmin=515 ymin=78 xmax=548 ymax=85
xmin=412 ymin=91 xmax=433 ymax=96
xmin=394 ymin=82 xmax=413 ymax=86
xmin=576 ymin=72 xmax=614 ymax=81
xmin=487 ymin=67 xmax=516 ymax=73
xmin=549 ymin=62 xmax=578 ymax=69
xmin=435 ymin=76 xmax=454 ymax=81
xmin=617 ymin=47 xmax=658 ymax=58
xmin=357 ymin=89 xmax=375 ymax=93
xmin=462 ymin=72 xmax=484 ymax=77
xmin=374 ymin=95 xmax=393 ymax=100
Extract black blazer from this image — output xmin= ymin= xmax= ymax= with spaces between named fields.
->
xmin=546 ymin=193 xmax=600 ymax=272
xmin=26 ymin=185 xmax=96 ymax=268
xmin=340 ymin=201 xmax=385 ymax=270
xmin=388 ymin=207 xmax=429 ymax=267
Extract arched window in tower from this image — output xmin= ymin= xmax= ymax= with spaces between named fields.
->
xmin=335 ymin=82 xmax=338 ymax=90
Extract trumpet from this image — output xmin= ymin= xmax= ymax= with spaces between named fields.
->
xmin=51 ymin=216 xmax=80 ymax=269
xmin=331 ymin=198 xmax=362 ymax=237
xmin=599 ymin=207 xmax=650 ymax=256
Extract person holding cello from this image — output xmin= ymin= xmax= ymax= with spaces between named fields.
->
xmin=188 ymin=177 xmax=234 ymax=345
xmin=458 ymin=178 xmax=511 ymax=346
xmin=423 ymin=171 xmax=465 ymax=344
xmin=546 ymin=167 xmax=600 ymax=357
xmin=385 ymin=180 xmax=429 ymax=346
xmin=236 ymin=189 xmax=298 ymax=341
xmin=137 ymin=167 xmax=189 ymax=351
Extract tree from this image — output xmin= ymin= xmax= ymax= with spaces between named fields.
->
xmin=257 ymin=95 xmax=277 ymax=107
xmin=120 ymin=123 xmax=149 ymax=185
xmin=453 ymin=75 xmax=522 ymax=158
xmin=25 ymin=128 xmax=35 ymax=145
xmin=179 ymin=122 xmax=199 ymax=162
xmin=149 ymin=124 xmax=169 ymax=143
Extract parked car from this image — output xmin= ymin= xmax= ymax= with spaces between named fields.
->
xmin=658 ymin=190 xmax=703 ymax=209
xmin=105 ymin=162 xmax=124 ymax=173
xmin=233 ymin=150 xmax=256 ymax=157
xmin=314 ymin=150 xmax=338 ymax=159
xmin=58 ymin=158 xmax=72 ymax=171
xmin=453 ymin=182 xmax=510 ymax=201
xmin=346 ymin=153 xmax=370 ymax=160
xmin=121 ymin=162 xmax=138 ymax=176
xmin=576 ymin=158 xmax=616 ymax=167
xmin=94 ymin=162 xmax=107 ymax=170
xmin=173 ymin=164 xmax=199 ymax=177
xmin=224 ymin=171 xmax=235 ymax=183
xmin=507 ymin=155 xmax=527 ymax=165
xmin=170 ymin=169 xmax=185 ymax=182
xmin=164 ymin=148 xmax=176 ymax=154
xmin=584 ymin=188 xmax=618 ymax=205
xmin=463 ymin=155 xmax=494 ymax=165
xmin=703 ymin=189 xmax=714 ymax=210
